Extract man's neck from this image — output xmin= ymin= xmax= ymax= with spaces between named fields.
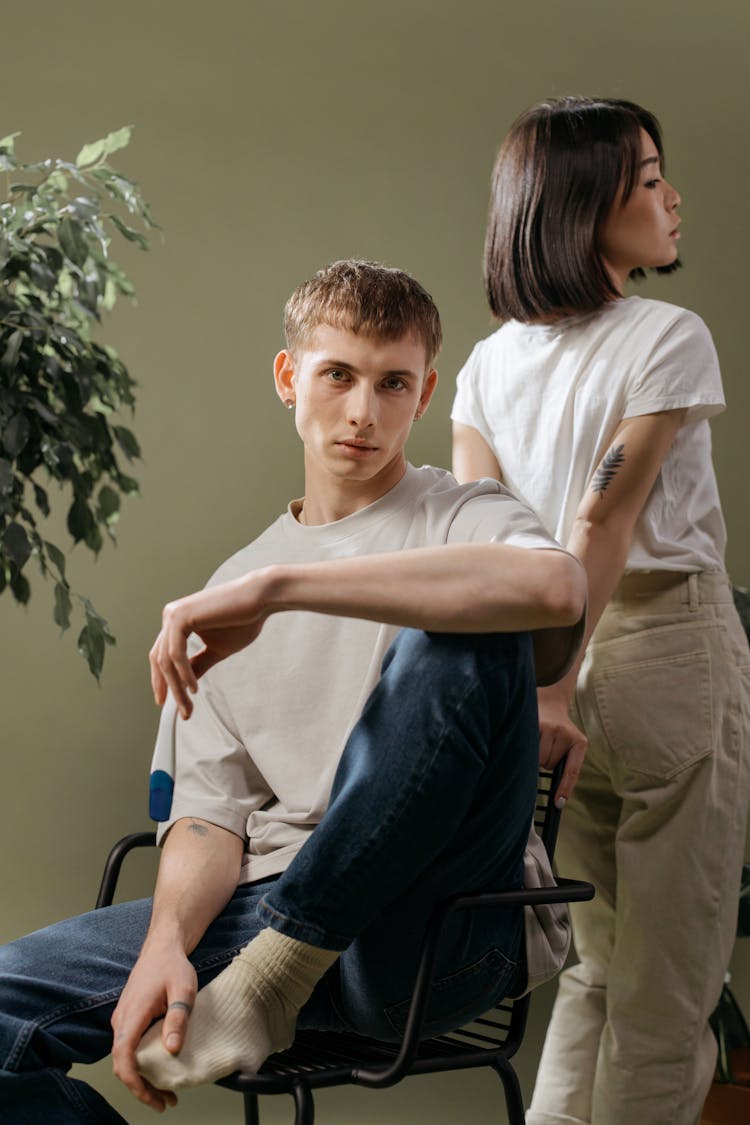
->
xmin=297 ymin=458 xmax=408 ymax=526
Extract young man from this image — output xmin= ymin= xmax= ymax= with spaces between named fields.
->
xmin=0 ymin=260 xmax=586 ymax=1121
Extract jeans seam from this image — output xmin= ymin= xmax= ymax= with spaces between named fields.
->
xmin=4 ymin=987 xmax=123 ymax=1072
xmin=4 ymin=943 xmax=246 ymax=1074
xmin=48 ymin=1066 xmax=106 ymax=1123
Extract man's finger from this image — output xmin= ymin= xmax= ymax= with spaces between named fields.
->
xmin=190 ymin=647 xmax=221 ymax=681
xmin=113 ymin=1032 xmax=177 ymax=1111
xmin=162 ymin=998 xmax=193 ymax=1054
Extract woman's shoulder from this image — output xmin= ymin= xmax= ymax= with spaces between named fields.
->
xmin=603 ymin=295 xmax=711 ymax=341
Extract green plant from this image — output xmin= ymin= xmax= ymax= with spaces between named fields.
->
xmin=0 ymin=127 xmax=156 ymax=677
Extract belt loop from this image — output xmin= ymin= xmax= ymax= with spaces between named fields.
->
xmin=687 ymin=572 xmax=699 ymax=612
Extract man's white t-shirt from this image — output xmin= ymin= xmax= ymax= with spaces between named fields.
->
xmin=451 ymin=296 xmax=727 ymax=572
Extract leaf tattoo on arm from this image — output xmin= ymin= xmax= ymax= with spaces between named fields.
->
xmin=591 ymin=444 xmax=625 ymax=497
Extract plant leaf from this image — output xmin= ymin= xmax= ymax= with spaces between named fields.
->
xmin=66 ymin=196 xmax=100 ymax=222
xmin=77 ymin=605 xmax=115 ymax=679
xmin=67 ymin=496 xmax=95 ymax=543
xmin=108 ymin=213 xmax=149 ymax=250
xmin=9 ymin=568 xmax=30 ymax=604
xmin=114 ymin=425 xmax=141 ymax=460
xmin=76 ymin=126 xmax=132 ymax=168
xmin=0 ymin=459 xmax=14 ymax=494
xmin=1 ymin=329 xmax=24 ymax=370
xmin=33 ymin=482 xmax=50 ymax=517
xmin=53 ymin=580 xmax=72 ymax=630
xmin=0 ymin=131 xmax=21 ymax=152
xmin=2 ymin=413 xmax=30 ymax=458
xmin=44 ymin=539 xmax=67 ymax=581
xmin=2 ymin=521 xmax=31 ymax=569
xmin=58 ymin=216 xmax=89 ymax=267
xmin=97 ymin=484 xmax=120 ymax=524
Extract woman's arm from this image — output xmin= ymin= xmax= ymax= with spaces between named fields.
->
xmin=452 ymin=422 xmax=503 ymax=483
xmin=539 ymin=407 xmax=688 ymax=801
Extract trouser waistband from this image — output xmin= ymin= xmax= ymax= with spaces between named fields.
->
xmin=612 ymin=571 xmax=732 ymax=610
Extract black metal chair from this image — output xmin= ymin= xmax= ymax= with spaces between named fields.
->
xmin=96 ymin=762 xmax=594 ymax=1125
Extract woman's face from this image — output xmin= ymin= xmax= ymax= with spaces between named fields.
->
xmin=599 ymin=127 xmax=681 ymax=293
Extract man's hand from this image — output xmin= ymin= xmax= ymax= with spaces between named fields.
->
xmin=111 ymin=940 xmax=198 ymax=1111
xmin=150 ymin=574 xmax=273 ymax=718
xmin=537 ymin=685 xmax=587 ymax=808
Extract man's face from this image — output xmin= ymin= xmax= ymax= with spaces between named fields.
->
xmin=275 ymin=324 xmax=437 ymax=504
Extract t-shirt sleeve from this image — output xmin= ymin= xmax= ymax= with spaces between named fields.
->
xmin=450 ymin=342 xmax=496 ymax=447
xmin=154 ymin=670 xmax=271 ymax=846
xmin=446 ymin=484 xmax=564 ymax=552
xmin=624 ymin=309 xmax=725 ymax=423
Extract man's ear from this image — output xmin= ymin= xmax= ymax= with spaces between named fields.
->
xmin=273 ymin=350 xmax=296 ymax=406
xmin=416 ymin=368 xmax=439 ymax=419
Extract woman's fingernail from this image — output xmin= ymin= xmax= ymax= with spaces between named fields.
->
xmin=167 ymin=1033 xmax=180 ymax=1051
xmin=555 ymin=796 xmax=567 ymax=810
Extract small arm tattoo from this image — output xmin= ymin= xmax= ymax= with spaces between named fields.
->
xmin=591 ymin=444 xmax=625 ymax=497
xmin=187 ymin=820 xmax=209 ymax=836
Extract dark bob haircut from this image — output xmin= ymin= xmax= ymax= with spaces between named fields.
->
xmin=483 ymin=96 xmax=678 ymax=323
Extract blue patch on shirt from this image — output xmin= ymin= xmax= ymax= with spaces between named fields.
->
xmin=149 ymin=770 xmax=174 ymax=822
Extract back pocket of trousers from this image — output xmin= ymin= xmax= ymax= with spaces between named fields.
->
xmin=593 ymin=650 xmax=713 ymax=780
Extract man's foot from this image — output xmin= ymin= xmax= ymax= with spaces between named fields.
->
xmin=136 ymin=928 xmax=338 ymax=1089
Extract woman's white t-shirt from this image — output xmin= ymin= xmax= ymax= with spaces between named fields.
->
xmin=451 ymin=296 xmax=727 ymax=572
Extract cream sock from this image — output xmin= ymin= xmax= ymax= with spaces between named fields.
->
xmin=135 ymin=928 xmax=339 ymax=1090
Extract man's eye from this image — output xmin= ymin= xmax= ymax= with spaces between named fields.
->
xmin=328 ymin=369 xmax=348 ymax=381
xmin=383 ymin=377 xmax=406 ymax=390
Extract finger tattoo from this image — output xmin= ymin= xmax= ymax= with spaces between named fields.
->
xmin=168 ymin=1000 xmax=193 ymax=1014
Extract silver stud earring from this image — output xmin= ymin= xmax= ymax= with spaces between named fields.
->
xmin=284 ymin=399 xmax=295 ymax=410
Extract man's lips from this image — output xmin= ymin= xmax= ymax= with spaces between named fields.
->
xmin=336 ymin=439 xmax=377 ymax=452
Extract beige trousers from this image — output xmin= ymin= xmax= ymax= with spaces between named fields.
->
xmin=527 ymin=571 xmax=750 ymax=1125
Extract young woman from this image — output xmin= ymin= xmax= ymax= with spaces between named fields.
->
xmin=451 ymin=97 xmax=750 ymax=1125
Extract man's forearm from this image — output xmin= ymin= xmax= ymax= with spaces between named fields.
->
xmin=256 ymin=543 xmax=584 ymax=634
xmin=152 ymin=543 xmax=587 ymax=716
xmin=146 ymin=818 xmax=244 ymax=954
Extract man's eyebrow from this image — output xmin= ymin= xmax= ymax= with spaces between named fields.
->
xmin=318 ymin=358 xmax=420 ymax=379
xmin=319 ymin=357 xmax=357 ymax=371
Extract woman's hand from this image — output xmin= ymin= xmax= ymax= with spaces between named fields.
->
xmin=537 ymin=685 xmax=587 ymax=808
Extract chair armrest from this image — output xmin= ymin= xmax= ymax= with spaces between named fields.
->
xmin=95 ymin=831 xmax=157 ymax=909
xmin=353 ymin=874 xmax=594 ymax=1087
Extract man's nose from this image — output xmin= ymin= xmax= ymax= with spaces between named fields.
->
xmin=348 ymin=386 xmax=377 ymax=428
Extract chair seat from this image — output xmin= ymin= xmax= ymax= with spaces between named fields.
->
xmin=220 ymin=998 xmax=518 ymax=1096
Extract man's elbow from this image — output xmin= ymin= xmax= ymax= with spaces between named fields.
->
xmin=540 ymin=554 xmax=587 ymax=626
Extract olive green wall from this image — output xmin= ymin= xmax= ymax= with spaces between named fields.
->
xmin=1 ymin=2 xmax=747 ymax=1121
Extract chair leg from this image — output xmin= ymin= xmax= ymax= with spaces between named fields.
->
xmin=243 ymin=1091 xmax=260 ymax=1125
xmin=292 ymin=1082 xmax=315 ymax=1125
xmin=493 ymin=1058 xmax=525 ymax=1125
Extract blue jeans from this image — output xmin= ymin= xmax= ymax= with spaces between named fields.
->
xmin=0 ymin=628 xmax=539 ymax=1123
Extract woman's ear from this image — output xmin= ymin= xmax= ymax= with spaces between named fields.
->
xmin=273 ymin=350 xmax=296 ymax=407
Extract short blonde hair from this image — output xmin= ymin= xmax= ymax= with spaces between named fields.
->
xmin=284 ymin=259 xmax=442 ymax=367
